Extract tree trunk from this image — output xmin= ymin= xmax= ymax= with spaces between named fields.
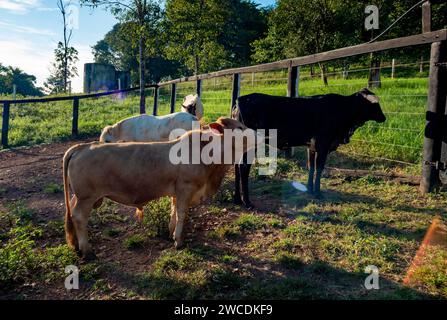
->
xmin=61 ymin=0 xmax=68 ymax=93
xmin=139 ymin=34 xmax=146 ymax=114
xmin=319 ymin=63 xmax=328 ymax=86
xmin=194 ymin=55 xmax=200 ymax=75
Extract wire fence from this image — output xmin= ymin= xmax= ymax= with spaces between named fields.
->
xmin=164 ymin=60 xmax=428 ymax=173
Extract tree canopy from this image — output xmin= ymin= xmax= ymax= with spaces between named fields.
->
xmin=0 ymin=64 xmax=43 ymax=97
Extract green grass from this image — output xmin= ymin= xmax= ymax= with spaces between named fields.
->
xmin=1 ymin=71 xmax=428 ymax=174
xmin=1 ymin=160 xmax=446 ymax=298
xmin=0 ymin=204 xmax=78 ymax=287
xmin=1 ymin=67 xmax=445 ymax=300
xmin=123 ymin=234 xmax=146 ymax=250
xmin=43 ymin=183 xmax=63 ymax=194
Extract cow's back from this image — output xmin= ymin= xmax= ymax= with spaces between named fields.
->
xmin=110 ymin=112 xmax=198 ymax=142
xmin=234 ymin=93 xmax=353 ymax=147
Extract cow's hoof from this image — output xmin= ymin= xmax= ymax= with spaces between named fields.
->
xmin=244 ymin=202 xmax=255 ymax=210
xmin=81 ymin=251 xmax=97 ymax=262
xmin=174 ymin=241 xmax=184 ymax=250
xmin=314 ymin=192 xmax=323 ymax=199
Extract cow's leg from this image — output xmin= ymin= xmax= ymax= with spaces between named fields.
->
xmin=135 ymin=207 xmax=144 ymax=222
xmin=233 ymin=164 xmax=243 ymax=205
xmin=307 ymin=149 xmax=316 ymax=194
xmin=169 ymin=197 xmax=177 ymax=238
xmin=173 ymin=196 xmax=190 ymax=249
xmin=240 ymin=162 xmax=253 ymax=209
xmin=314 ymin=148 xmax=329 ymax=197
xmin=71 ymin=198 xmax=95 ymax=260
xmin=66 ymin=195 xmax=79 ymax=251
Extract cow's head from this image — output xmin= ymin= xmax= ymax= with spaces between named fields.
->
xmin=356 ymin=88 xmax=386 ymax=123
xmin=182 ymin=94 xmax=204 ymax=120
xmin=99 ymin=125 xmax=116 ymax=143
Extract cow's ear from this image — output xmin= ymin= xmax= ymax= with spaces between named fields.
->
xmin=366 ymin=94 xmax=379 ymax=103
xmin=360 ymin=88 xmax=379 ymax=103
xmin=209 ymin=122 xmax=224 ymax=134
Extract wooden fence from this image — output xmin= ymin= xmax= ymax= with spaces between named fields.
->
xmin=1 ymin=28 xmax=446 ymax=194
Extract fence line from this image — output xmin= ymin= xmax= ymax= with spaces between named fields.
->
xmin=1 ymin=28 xmax=446 ymax=195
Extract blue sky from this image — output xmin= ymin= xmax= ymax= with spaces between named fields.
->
xmin=0 ymin=0 xmax=276 ymax=92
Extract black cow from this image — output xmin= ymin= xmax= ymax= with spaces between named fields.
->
xmin=232 ymin=88 xmax=386 ymax=208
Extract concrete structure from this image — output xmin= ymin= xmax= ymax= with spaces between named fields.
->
xmin=83 ymin=63 xmax=131 ymax=93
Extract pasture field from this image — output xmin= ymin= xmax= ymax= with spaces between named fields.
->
xmin=1 ymin=67 xmax=428 ymax=175
xmin=0 ymin=139 xmax=446 ymax=299
xmin=2 ymin=66 xmax=445 ymax=300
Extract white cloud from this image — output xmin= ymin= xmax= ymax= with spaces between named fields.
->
xmin=0 ymin=21 xmax=56 ymax=36
xmin=0 ymin=36 xmax=53 ymax=89
xmin=0 ymin=0 xmax=42 ymax=14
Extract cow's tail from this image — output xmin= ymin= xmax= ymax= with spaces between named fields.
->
xmin=63 ymin=145 xmax=78 ymax=249
xmin=231 ymin=99 xmax=242 ymax=122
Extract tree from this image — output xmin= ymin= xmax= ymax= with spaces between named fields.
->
xmin=0 ymin=63 xmax=43 ymax=96
xmin=56 ymin=0 xmax=79 ymax=93
xmin=44 ymin=42 xmax=79 ymax=94
xmin=81 ymin=0 xmax=163 ymax=114
xmin=218 ymin=0 xmax=269 ymax=68
xmin=164 ymin=0 xmax=232 ymax=75
xmin=92 ymin=22 xmax=185 ymax=83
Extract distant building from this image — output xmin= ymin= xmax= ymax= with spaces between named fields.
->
xmin=83 ymin=63 xmax=131 ymax=93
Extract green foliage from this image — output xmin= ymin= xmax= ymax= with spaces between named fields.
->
xmin=159 ymin=0 xmax=267 ymax=75
xmin=410 ymin=246 xmax=447 ymax=298
xmin=210 ymin=213 xmax=267 ymax=239
xmin=252 ymin=0 xmax=446 ymax=64
xmin=0 ymin=63 xmax=43 ymax=96
xmin=6 ymin=201 xmax=35 ymax=225
xmin=44 ymin=42 xmax=79 ymax=94
xmin=0 ymin=236 xmax=38 ymax=284
xmin=209 ymin=224 xmax=241 ymax=239
xmin=123 ymin=234 xmax=146 ymax=250
xmin=143 ymin=197 xmax=171 ymax=238
xmin=43 ymin=183 xmax=63 ymax=194
xmin=275 ymin=252 xmax=303 ymax=269
xmin=233 ymin=213 xmax=265 ymax=231
xmin=0 ymin=222 xmax=77 ymax=286
xmin=152 ymin=249 xmax=201 ymax=274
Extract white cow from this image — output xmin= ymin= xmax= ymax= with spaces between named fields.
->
xmin=99 ymin=94 xmax=204 ymax=143
xmin=98 ymin=94 xmax=204 ymax=221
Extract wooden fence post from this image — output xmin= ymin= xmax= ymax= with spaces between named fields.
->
xmin=153 ymin=86 xmax=159 ymax=116
xmin=285 ymin=66 xmax=300 ymax=157
xmin=196 ymin=79 xmax=202 ymax=97
xmin=420 ymin=41 xmax=447 ymax=194
xmin=287 ymin=65 xmax=299 ymax=98
xmin=422 ymin=1 xmax=431 ymax=33
xmin=170 ymin=83 xmax=176 ymax=114
xmin=368 ymin=53 xmax=382 ymax=88
xmin=391 ymin=59 xmax=396 ymax=79
xmin=1 ymin=102 xmax=10 ymax=147
xmin=72 ymin=98 xmax=79 ymax=137
xmin=231 ymin=73 xmax=240 ymax=116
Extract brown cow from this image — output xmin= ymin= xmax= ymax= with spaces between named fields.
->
xmin=63 ymin=117 xmax=262 ymax=259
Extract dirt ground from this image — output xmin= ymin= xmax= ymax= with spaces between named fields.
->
xmin=0 ymin=138 xmax=286 ymax=299
xmin=1 ymin=138 xmax=446 ymax=300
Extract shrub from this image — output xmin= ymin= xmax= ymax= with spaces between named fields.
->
xmin=143 ymin=197 xmax=171 ymax=238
